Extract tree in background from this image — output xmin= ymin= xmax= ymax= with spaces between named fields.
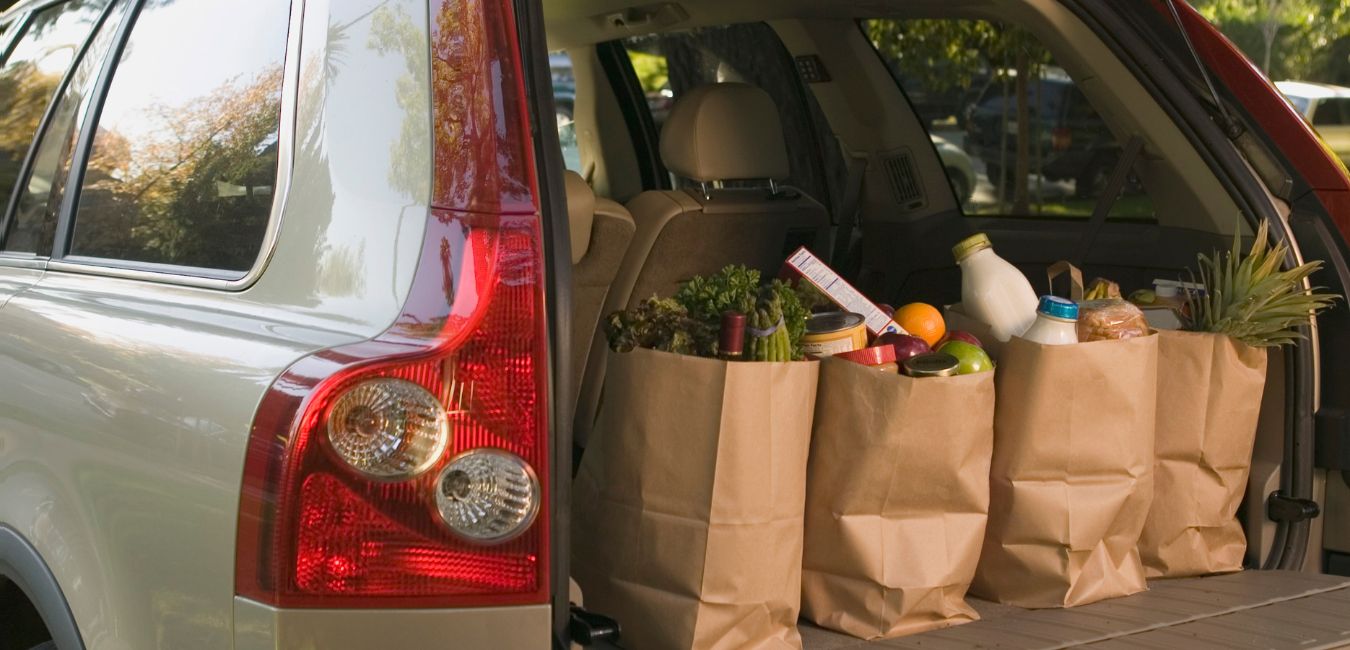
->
xmin=1196 ymin=0 xmax=1350 ymax=83
xmin=867 ymin=19 xmax=1049 ymax=213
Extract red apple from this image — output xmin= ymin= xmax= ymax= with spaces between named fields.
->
xmin=942 ymin=330 xmax=982 ymax=349
xmin=882 ymin=334 xmax=931 ymax=363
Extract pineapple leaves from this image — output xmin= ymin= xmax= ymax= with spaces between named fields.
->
xmin=1181 ymin=219 xmax=1338 ymax=347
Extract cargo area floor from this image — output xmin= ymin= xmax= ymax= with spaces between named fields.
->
xmin=800 ymin=570 xmax=1350 ymax=649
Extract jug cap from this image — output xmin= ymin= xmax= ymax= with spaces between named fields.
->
xmin=952 ymin=233 xmax=991 ymax=262
xmin=1037 ymin=295 xmax=1079 ymax=321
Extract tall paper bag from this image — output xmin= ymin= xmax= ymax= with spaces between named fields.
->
xmin=1139 ymin=329 xmax=1267 ymax=578
xmin=572 ymin=348 xmax=819 ymax=650
xmin=802 ymin=358 xmax=993 ymax=638
xmin=973 ymin=334 xmax=1158 ymax=608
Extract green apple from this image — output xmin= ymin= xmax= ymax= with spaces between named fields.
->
xmin=937 ymin=340 xmax=993 ymax=374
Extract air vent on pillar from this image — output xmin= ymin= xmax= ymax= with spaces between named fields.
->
xmin=880 ymin=148 xmax=926 ymax=211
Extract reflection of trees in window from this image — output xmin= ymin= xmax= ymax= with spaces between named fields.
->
xmin=0 ymin=63 xmax=62 ymax=201
xmin=72 ymin=67 xmax=284 ymax=272
xmin=0 ymin=0 xmax=109 ymax=206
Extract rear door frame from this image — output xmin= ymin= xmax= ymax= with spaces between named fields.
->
xmin=510 ymin=0 xmax=575 ymax=643
xmin=1071 ymin=0 xmax=1349 ymax=571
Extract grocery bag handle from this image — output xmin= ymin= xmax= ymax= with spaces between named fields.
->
xmin=1048 ymin=261 xmax=1084 ymax=301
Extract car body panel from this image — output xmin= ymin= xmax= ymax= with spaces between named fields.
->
xmin=233 ymin=598 xmax=552 ymax=649
xmin=0 ymin=0 xmax=432 ymax=646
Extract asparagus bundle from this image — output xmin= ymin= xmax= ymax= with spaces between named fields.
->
xmin=748 ymin=287 xmax=792 ymax=362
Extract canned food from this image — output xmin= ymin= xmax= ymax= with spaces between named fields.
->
xmin=802 ymin=312 xmax=867 ymax=358
xmin=903 ymin=352 xmax=960 ymax=378
xmin=833 ymin=344 xmax=899 ymax=372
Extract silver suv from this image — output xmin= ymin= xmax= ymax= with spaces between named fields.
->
xmin=1 ymin=0 xmax=1350 ymax=648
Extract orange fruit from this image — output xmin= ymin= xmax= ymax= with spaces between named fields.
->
xmin=893 ymin=302 xmax=945 ymax=347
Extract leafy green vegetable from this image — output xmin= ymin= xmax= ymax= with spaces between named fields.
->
xmin=605 ymin=297 xmax=715 ymax=356
xmin=1182 ymin=219 xmax=1338 ymax=347
xmin=607 ymin=264 xmax=823 ymax=359
xmin=674 ymin=265 xmax=761 ymax=327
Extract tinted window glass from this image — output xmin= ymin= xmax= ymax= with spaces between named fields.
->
xmin=1314 ymin=98 xmax=1350 ymax=127
xmin=864 ymin=19 xmax=1155 ymax=221
xmin=6 ymin=0 xmax=123 ymax=254
xmin=551 ymin=50 xmax=581 ymax=172
xmin=70 ymin=0 xmax=290 ymax=273
xmin=0 ymin=0 xmax=108 ymax=213
xmin=621 ymin=24 xmax=846 ymax=210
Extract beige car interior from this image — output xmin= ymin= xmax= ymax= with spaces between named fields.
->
xmin=573 ymin=82 xmax=829 ymax=445
xmin=564 ymin=170 xmax=635 ymax=434
xmin=548 ymin=0 xmax=1346 ymax=645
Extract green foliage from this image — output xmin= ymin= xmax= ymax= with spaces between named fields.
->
xmin=627 ymin=50 xmax=669 ymax=94
xmin=605 ymin=296 xmax=716 ymax=356
xmin=1195 ymin=0 xmax=1350 ymax=81
xmin=1182 ymin=219 xmax=1338 ymax=347
xmin=864 ymin=19 xmax=1050 ymax=95
xmin=675 ymin=265 xmax=761 ymax=327
xmin=608 ymin=265 xmax=821 ymax=359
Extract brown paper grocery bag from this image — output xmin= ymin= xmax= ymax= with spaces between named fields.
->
xmin=572 ymin=347 xmax=819 ymax=650
xmin=1139 ymin=330 xmax=1267 ymax=578
xmin=972 ymin=334 xmax=1158 ymax=608
xmin=801 ymin=358 xmax=994 ymax=639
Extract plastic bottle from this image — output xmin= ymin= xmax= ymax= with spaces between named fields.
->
xmin=952 ymin=233 xmax=1039 ymax=342
xmin=1021 ymin=296 xmax=1080 ymax=345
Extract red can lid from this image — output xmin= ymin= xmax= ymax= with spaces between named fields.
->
xmin=834 ymin=344 xmax=897 ymax=367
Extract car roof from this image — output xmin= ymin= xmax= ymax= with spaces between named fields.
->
xmin=1275 ymin=80 xmax=1350 ymax=99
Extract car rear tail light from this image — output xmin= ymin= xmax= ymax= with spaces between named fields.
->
xmin=326 ymin=379 xmax=449 ymax=480
xmin=1052 ymin=127 xmax=1072 ymax=151
xmin=235 ymin=0 xmax=549 ymax=608
xmin=435 ymin=449 xmax=541 ymax=543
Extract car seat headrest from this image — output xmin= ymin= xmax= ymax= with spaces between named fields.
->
xmin=564 ymin=171 xmax=594 ymax=263
xmin=659 ymin=83 xmax=790 ymax=184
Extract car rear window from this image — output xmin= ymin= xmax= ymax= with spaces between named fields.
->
xmin=5 ymin=0 xmax=125 ymax=255
xmin=67 ymin=0 xmax=291 ymax=275
xmin=0 ymin=0 xmax=109 ymax=219
xmin=862 ymin=18 xmax=1156 ymax=222
xmin=619 ymin=23 xmax=846 ymax=210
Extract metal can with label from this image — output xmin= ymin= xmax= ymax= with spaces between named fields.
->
xmin=801 ymin=311 xmax=867 ymax=358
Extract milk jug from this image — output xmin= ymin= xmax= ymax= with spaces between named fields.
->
xmin=1021 ymin=296 xmax=1080 ymax=345
xmin=952 ymin=233 xmax=1039 ymax=342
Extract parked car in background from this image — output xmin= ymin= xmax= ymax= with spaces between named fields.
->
xmin=931 ymin=133 xmax=975 ymax=203
xmin=1276 ymin=80 xmax=1350 ymax=167
xmin=963 ymin=68 xmax=1122 ymax=198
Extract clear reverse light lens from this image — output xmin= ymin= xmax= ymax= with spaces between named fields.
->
xmin=435 ymin=449 xmax=540 ymax=544
xmin=326 ymin=378 xmax=448 ymax=480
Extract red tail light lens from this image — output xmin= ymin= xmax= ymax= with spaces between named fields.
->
xmin=237 ymin=213 xmax=550 ymax=607
xmin=235 ymin=0 xmax=549 ymax=608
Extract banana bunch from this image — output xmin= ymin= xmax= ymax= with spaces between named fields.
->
xmin=1084 ymin=277 xmax=1122 ymax=301
xmin=747 ymin=288 xmax=792 ymax=362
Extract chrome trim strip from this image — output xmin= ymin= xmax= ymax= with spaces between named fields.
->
xmin=0 ymin=254 xmax=48 ymax=271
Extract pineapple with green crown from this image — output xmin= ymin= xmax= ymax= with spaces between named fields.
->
xmin=1182 ymin=219 xmax=1338 ymax=347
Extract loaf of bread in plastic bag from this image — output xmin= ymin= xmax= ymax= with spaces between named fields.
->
xmin=1077 ymin=299 xmax=1150 ymax=342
